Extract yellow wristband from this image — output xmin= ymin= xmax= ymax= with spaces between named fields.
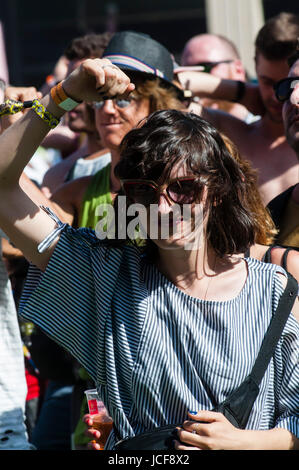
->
xmin=31 ymin=99 xmax=60 ymax=128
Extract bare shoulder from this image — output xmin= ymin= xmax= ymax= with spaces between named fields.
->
xmin=249 ymin=243 xmax=299 ymax=283
xmin=51 ymin=175 xmax=92 ymax=206
xmin=202 ymin=106 xmax=249 ymax=136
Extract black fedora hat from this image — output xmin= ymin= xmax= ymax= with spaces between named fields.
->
xmin=102 ymin=30 xmax=184 ymax=99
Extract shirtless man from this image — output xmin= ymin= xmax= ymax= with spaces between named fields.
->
xmin=178 ymin=13 xmax=299 ymax=205
xmin=181 ymin=33 xmax=256 ymax=122
xmin=267 ymin=48 xmax=299 ymax=248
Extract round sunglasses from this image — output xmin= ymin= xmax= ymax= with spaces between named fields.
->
xmin=274 ymin=76 xmax=299 ymax=102
xmin=121 ymin=177 xmax=202 ymax=206
xmin=93 ymin=95 xmax=137 ymax=110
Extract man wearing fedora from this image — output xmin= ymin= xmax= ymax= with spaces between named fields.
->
xmin=43 ymin=31 xmax=188 ymax=230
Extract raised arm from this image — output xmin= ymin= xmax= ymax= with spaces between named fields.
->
xmin=175 ymin=69 xmax=265 ymax=117
xmin=0 ymin=59 xmax=134 ymax=270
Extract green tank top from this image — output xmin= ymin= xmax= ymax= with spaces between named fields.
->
xmin=79 ymin=163 xmax=112 ymax=229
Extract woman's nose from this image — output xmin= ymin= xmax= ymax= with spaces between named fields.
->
xmin=157 ymin=192 xmax=173 ymax=213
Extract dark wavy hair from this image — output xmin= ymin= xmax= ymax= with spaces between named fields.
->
xmin=112 ymin=109 xmax=257 ymax=258
xmin=64 ymin=32 xmax=113 ymax=60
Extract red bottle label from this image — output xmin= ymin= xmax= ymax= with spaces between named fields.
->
xmin=88 ymin=399 xmax=99 ymax=415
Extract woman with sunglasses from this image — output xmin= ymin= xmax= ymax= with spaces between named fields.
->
xmin=83 ymin=114 xmax=299 ymax=451
xmin=0 ymin=56 xmax=298 ymax=450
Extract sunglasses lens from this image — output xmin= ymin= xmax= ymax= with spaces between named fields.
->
xmin=93 ymin=98 xmax=133 ymax=110
xmin=198 ymin=63 xmax=213 ymax=74
xmin=123 ymin=182 xmax=157 ymax=206
xmin=275 ymin=78 xmax=299 ymax=102
xmin=115 ymin=99 xmax=131 ymax=108
xmin=167 ymin=179 xmax=197 ymax=204
xmin=93 ymin=101 xmax=104 ymax=109
xmin=204 ymin=65 xmax=213 ymax=74
xmin=275 ymin=80 xmax=291 ymax=102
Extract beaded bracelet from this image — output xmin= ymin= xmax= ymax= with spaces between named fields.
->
xmin=0 ymin=98 xmax=60 ymax=128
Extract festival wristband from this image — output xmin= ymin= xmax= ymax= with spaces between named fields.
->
xmin=50 ymin=81 xmax=81 ymax=111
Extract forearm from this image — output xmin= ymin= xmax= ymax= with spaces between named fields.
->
xmin=177 ymin=71 xmax=265 ymax=116
xmin=20 ymin=172 xmax=55 ymax=207
xmin=0 ymin=95 xmax=65 ymax=188
xmin=239 ymin=427 xmax=299 ymax=450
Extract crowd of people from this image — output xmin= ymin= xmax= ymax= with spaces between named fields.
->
xmin=0 ymin=11 xmax=298 ymax=451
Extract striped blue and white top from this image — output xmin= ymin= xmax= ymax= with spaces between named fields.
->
xmin=19 ymin=223 xmax=299 ymax=449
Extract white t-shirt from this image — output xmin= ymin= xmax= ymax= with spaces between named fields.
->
xmin=0 ymin=229 xmax=34 ymax=449
xmin=66 ymin=152 xmax=111 ymax=181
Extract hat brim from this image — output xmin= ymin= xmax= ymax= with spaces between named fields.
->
xmin=103 ymin=53 xmax=185 ymax=100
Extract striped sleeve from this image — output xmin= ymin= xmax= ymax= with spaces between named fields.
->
xmin=272 ymin=271 xmax=299 ymax=437
xmin=19 ymin=225 xmax=101 ymax=382
xmin=274 ymin=314 xmax=299 ymax=437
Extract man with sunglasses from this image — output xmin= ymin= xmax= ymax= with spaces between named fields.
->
xmin=178 ymin=13 xmax=299 ymax=206
xmin=181 ymin=33 xmax=255 ymax=122
xmin=267 ymin=49 xmax=299 ymax=248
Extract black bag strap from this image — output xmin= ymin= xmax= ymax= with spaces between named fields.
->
xmin=249 ymin=271 xmax=297 ymax=385
xmin=262 ymin=245 xmax=276 ymax=263
xmin=214 ymin=271 xmax=298 ymax=429
xmin=281 ymin=247 xmax=293 ymax=271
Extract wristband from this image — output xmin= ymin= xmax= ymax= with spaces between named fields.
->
xmin=0 ymin=98 xmax=60 ymax=129
xmin=31 ymin=99 xmax=60 ymax=128
xmin=232 ymin=80 xmax=246 ymax=102
xmin=50 ymin=81 xmax=81 ymax=111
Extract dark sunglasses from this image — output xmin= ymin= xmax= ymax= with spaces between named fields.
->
xmin=193 ymin=60 xmax=234 ymax=73
xmin=121 ymin=177 xmax=201 ymax=207
xmin=274 ymin=77 xmax=299 ymax=102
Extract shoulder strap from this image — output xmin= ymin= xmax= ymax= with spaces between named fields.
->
xmin=249 ymin=271 xmax=297 ymax=385
xmin=281 ymin=247 xmax=293 ymax=270
xmin=215 ymin=271 xmax=298 ymax=429
xmin=262 ymin=245 xmax=296 ymax=271
xmin=262 ymin=245 xmax=276 ymax=263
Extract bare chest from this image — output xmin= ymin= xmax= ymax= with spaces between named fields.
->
xmin=235 ymin=132 xmax=299 ymax=205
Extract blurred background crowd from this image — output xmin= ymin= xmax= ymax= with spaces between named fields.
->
xmin=0 ymin=0 xmax=298 ymax=452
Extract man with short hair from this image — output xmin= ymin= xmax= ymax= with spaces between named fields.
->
xmin=181 ymin=33 xmax=254 ymax=122
xmin=178 ymin=13 xmax=299 ymax=205
xmin=267 ymin=48 xmax=299 ymax=248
